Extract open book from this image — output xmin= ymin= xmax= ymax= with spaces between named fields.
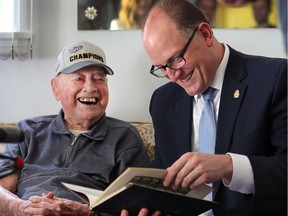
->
xmin=62 ymin=167 xmax=217 ymax=215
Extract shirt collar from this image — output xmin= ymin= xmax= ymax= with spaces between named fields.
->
xmin=211 ymin=43 xmax=230 ymax=91
xmin=194 ymin=43 xmax=230 ymax=102
xmin=52 ymin=109 xmax=107 ymax=140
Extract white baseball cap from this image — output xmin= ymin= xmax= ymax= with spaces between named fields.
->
xmin=55 ymin=41 xmax=114 ymax=75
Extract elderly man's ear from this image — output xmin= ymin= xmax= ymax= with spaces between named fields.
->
xmin=51 ymin=78 xmax=60 ymax=101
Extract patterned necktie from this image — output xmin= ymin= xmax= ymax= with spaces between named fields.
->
xmin=199 ymin=87 xmax=216 ymax=216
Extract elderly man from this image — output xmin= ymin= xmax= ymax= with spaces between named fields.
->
xmin=0 ymin=41 xmax=150 ymax=216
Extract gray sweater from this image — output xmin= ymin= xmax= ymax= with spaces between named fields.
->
xmin=0 ymin=111 xmax=150 ymax=203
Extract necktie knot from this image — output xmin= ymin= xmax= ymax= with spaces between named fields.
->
xmin=202 ymin=87 xmax=214 ymax=101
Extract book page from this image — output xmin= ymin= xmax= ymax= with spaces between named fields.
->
xmin=62 ymin=182 xmax=103 ymax=206
xmin=91 ymin=167 xmax=167 ymax=206
xmin=129 ymin=176 xmax=212 ymax=199
xmin=91 ymin=167 xmax=212 ymax=207
xmin=93 ymin=182 xmax=135 ymax=207
xmin=62 ymin=167 xmax=213 ymax=210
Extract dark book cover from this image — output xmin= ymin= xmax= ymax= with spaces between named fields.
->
xmin=93 ymin=183 xmax=218 ymax=216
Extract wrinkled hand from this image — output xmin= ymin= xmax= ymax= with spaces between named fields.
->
xmin=22 ymin=192 xmax=91 ymax=216
xmin=8 ymin=199 xmax=34 ymax=216
xmin=7 ymin=197 xmax=60 ymax=216
xmin=163 ymin=152 xmax=233 ymax=190
xmin=121 ymin=208 xmax=161 ymax=216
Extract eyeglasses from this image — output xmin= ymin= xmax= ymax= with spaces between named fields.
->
xmin=150 ymin=26 xmax=198 ymax=78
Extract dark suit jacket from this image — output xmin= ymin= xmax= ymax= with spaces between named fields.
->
xmin=149 ymin=47 xmax=287 ymax=216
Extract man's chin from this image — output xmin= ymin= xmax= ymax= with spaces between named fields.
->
xmin=182 ymin=85 xmax=199 ymax=97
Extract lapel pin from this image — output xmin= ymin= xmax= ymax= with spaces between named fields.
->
xmin=234 ymin=89 xmax=240 ymax=98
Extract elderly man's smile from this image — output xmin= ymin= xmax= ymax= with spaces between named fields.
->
xmin=78 ymin=97 xmax=99 ymax=105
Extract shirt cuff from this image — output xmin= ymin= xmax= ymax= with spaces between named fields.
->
xmin=222 ymin=153 xmax=255 ymax=194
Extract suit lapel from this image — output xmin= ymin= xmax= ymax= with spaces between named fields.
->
xmin=216 ymin=47 xmax=248 ymax=153
xmin=214 ymin=47 xmax=248 ymax=196
xmin=216 ymin=81 xmax=247 ymax=154
xmin=175 ymin=92 xmax=193 ymax=157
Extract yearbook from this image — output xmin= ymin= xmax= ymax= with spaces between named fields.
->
xmin=62 ymin=167 xmax=217 ymax=215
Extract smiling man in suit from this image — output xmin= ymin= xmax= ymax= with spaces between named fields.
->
xmin=129 ymin=0 xmax=287 ymax=215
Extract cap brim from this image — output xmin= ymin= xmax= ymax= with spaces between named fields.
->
xmin=61 ymin=61 xmax=114 ymax=75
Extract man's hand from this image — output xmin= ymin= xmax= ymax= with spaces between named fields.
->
xmin=24 ymin=192 xmax=91 ymax=216
xmin=121 ymin=208 xmax=161 ymax=216
xmin=163 ymin=152 xmax=233 ymax=190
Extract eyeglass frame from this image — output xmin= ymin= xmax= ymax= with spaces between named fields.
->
xmin=149 ymin=25 xmax=199 ymax=78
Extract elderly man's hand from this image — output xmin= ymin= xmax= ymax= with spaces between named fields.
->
xmin=23 ymin=192 xmax=91 ymax=216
